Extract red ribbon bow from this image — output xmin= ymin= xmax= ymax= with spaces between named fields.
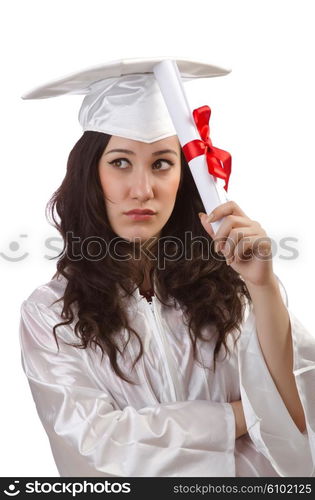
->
xmin=182 ymin=105 xmax=232 ymax=191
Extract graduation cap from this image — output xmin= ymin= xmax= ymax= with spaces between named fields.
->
xmin=22 ymin=57 xmax=232 ymax=230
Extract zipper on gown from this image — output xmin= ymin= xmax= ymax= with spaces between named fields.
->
xmin=137 ymin=288 xmax=186 ymax=402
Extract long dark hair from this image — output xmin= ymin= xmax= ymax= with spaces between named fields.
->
xmin=46 ymin=131 xmax=251 ymax=384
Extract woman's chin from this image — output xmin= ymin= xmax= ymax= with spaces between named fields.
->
xmin=122 ymin=231 xmax=160 ymax=244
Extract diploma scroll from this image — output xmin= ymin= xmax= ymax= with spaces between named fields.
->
xmin=153 ymin=59 xmax=229 ymax=233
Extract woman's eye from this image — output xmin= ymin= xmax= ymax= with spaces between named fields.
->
xmin=108 ymin=158 xmax=130 ymax=169
xmin=108 ymin=158 xmax=174 ymax=170
xmin=152 ymin=159 xmax=174 ymax=170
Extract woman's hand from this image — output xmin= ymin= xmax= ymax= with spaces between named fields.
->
xmin=199 ymin=200 xmax=275 ymax=287
xmin=230 ymin=400 xmax=247 ymax=439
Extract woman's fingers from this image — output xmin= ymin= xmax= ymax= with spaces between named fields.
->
xmin=213 ymin=218 xmax=257 ymax=253
xmin=207 ymin=200 xmax=248 ymax=221
xmin=232 ymin=235 xmax=273 ymax=263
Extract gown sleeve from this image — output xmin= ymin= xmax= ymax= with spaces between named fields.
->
xmin=238 ymin=274 xmax=315 ymax=477
xmin=19 ymin=299 xmax=236 ymax=477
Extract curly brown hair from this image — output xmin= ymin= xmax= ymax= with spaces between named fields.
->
xmin=46 ymin=131 xmax=252 ymax=384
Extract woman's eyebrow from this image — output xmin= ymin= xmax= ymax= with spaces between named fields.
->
xmin=104 ymin=148 xmax=178 ymax=156
xmin=105 ymin=148 xmax=135 ymax=155
xmin=152 ymin=149 xmax=178 ymax=157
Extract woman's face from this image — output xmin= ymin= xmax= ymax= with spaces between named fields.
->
xmin=98 ymin=135 xmax=182 ymax=243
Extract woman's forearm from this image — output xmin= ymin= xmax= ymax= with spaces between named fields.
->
xmin=230 ymin=400 xmax=247 ymax=439
xmin=245 ymin=276 xmax=306 ymax=433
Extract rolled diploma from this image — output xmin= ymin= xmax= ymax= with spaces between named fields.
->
xmin=153 ymin=59 xmax=229 ymax=234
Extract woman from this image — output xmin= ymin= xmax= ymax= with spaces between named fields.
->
xmin=19 ymin=58 xmax=315 ymax=477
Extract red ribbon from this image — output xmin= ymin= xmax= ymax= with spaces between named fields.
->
xmin=182 ymin=105 xmax=232 ymax=191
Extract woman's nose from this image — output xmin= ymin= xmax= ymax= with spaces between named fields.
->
xmin=129 ymin=169 xmax=154 ymax=200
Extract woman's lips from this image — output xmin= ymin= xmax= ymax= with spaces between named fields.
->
xmin=125 ymin=213 xmax=156 ymax=221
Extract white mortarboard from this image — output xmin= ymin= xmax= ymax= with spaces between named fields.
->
xmin=22 ymin=57 xmax=232 ymax=230
xmin=22 ymin=57 xmax=229 ymax=143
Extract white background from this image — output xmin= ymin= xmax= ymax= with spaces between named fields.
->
xmin=1 ymin=0 xmax=314 ymax=476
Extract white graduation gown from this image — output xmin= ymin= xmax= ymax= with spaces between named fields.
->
xmin=19 ymin=274 xmax=315 ymax=477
